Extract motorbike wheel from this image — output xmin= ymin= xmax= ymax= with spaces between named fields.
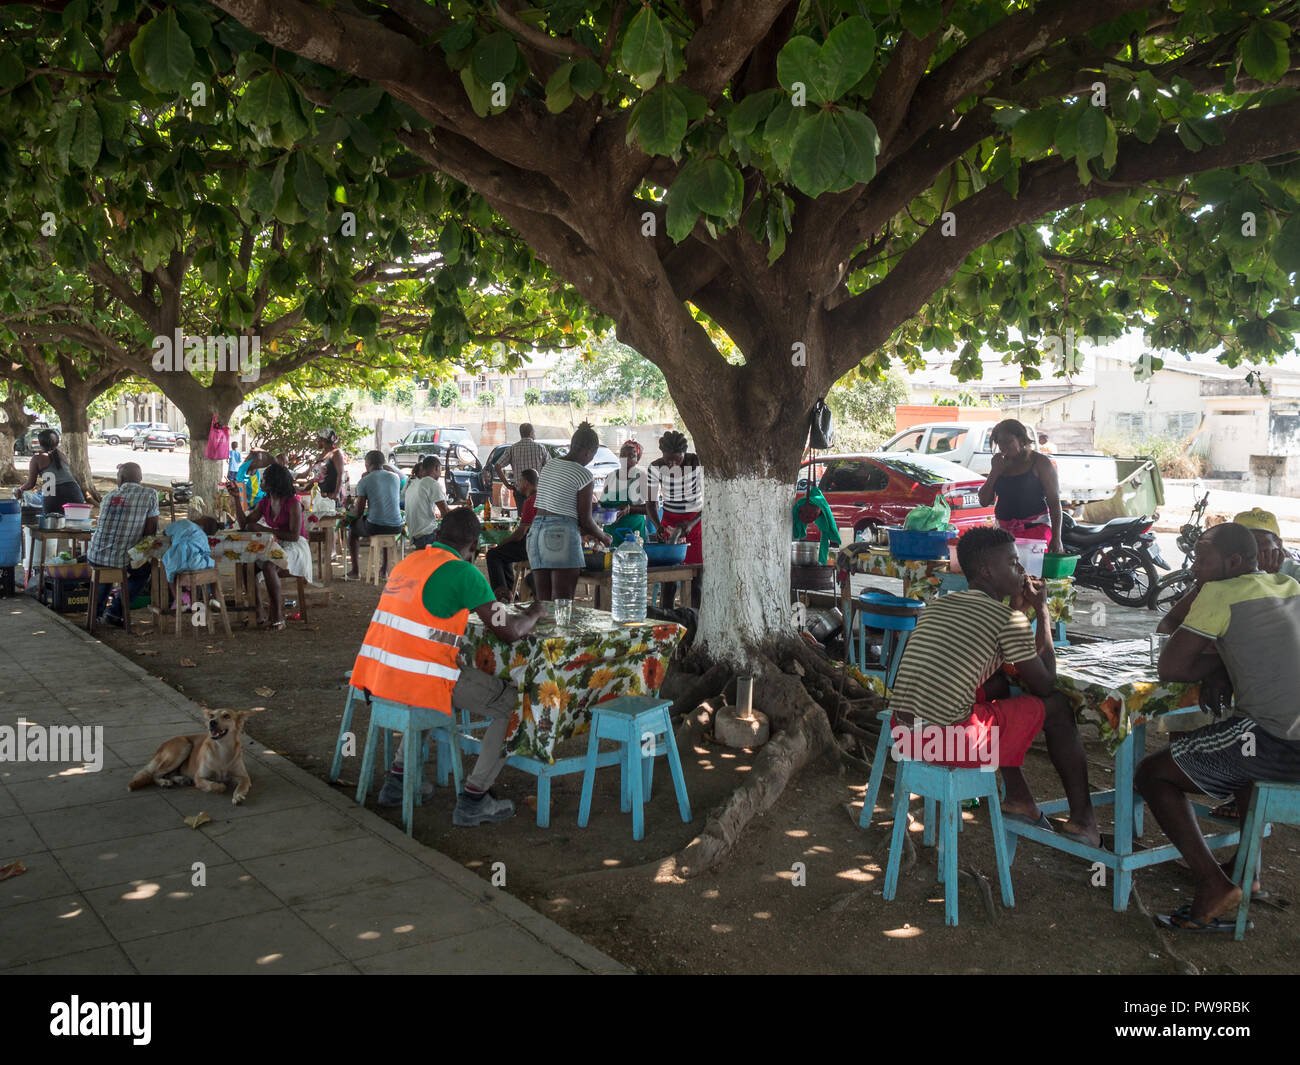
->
xmin=1151 ymin=568 xmax=1194 ymax=613
xmin=1096 ymin=545 xmax=1157 ymax=608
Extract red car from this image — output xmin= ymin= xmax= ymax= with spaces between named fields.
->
xmin=797 ymin=453 xmax=995 ymax=543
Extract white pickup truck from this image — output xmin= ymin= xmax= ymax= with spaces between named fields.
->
xmin=881 ymin=422 xmax=1118 ymax=504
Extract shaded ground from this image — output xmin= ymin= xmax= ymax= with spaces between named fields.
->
xmin=72 ymin=558 xmax=1298 ymax=974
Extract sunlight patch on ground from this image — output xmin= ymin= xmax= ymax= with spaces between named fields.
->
xmin=785 ymin=828 xmax=809 ymax=838
xmin=59 ymin=906 xmax=83 ymax=919
xmin=359 ymin=931 xmax=381 ymax=941
xmin=835 ymin=869 xmax=876 ymax=882
xmin=701 ymin=888 xmax=720 ymax=898
xmin=752 ymin=911 xmax=771 ymax=919
xmin=710 ymin=923 xmax=733 ymax=933
xmin=122 ymin=883 xmax=160 ymax=901
xmin=256 ymin=953 xmax=283 ymax=964
xmin=602 ymin=858 xmax=621 ymax=866
xmin=882 ymin=925 xmax=922 ymax=939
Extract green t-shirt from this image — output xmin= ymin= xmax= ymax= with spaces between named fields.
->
xmin=420 ymin=542 xmax=496 ymax=620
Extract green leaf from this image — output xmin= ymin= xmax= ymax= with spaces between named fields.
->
xmin=349 ymin=303 xmax=380 ymax=339
xmin=1186 ymin=117 xmax=1224 ymax=147
xmin=621 ymin=6 xmax=667 ymax=88
xmin=631 ymin=84 xmax=687 ymax=156
xmin=438 ymin=222 xmax=463 ymax=265
xmin=1011 ymin=108 xmax=1057 ymax=157
xmin=294 ymin=153 xmax=327 ymax=210
xmin=69 ymin=104 xmax=101 ymax=170
xmin=900 ymin=0 xmax=944 ymax=39
xmin=834 ymin=109 xmax=880 ymax=184
xmin=570 ymin=57 xmax=603 ymax=97
xmin=764 ymin=98 xmax=803 ymax=171
xmin=1076 ymin=106 xmax=1107 ymax=158
xmin=1101 ymin=114 xmax=1118 ymax=169
xmin=1175 ymin=121 xmax=1203 ymax=151
xmin=1240 ymin=21 xmax=1290 ymax=83
xmin=664 ymin=182 xmax=697 ymax=243
xmin=244 ymin=167 xmax=276 ymax=216
xmin=1133 ymin=104 xmax=1160 ymax=143
xmin=722 ymin=94 xmax=774 ymax=151
xmin=821 ymin=16 xmax=877 ymax=100
xmin=460 ymin=67 xmax=492 ymax=118
xmin=0 ymin=50 xmax=25 ymax=91
xmin=131 ymin=10 xmax=194 ymax=93
xmin=789 ymin=110 xmax=845 ymax=197
xmin=1276 ymin=215 xmax=1300 ymax=274
xmin=332 ymin=85 xmax=386 ymax=115
xmin=54 ymin=107 xmax=77 ymax=172
xmin=688 ymin=158 xmax=740 ymax=216
xmin=472 ymin=32 xmax=518 ymax=86
xmin=777 ymin=36 xmax=828 ymax=103
xmin=237 ymin=71 xmax=294 ymax=130
xmin=441 ymin=22 xmax=474 ymax=56
xmin=1191 ymin=170 xmax=1237 ymax=202
xmin=545 ymin=62 xmax=575 ymax=113
xmin=94 ymin=97 xmax=128 ymax=142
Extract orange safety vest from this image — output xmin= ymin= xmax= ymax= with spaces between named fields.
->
xmin=349 ymin=546 xmax=470 ymax=712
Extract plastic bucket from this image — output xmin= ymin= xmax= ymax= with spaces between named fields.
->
xmin=1042 ymin=552 xmax=1079 ymax=579
xmin=0 ymin=507 xmax=19 ymax=568
xmin=887 ymin=526 xmax=955 ymax=560
xmin=1014 ymin=538 xmax=1046 ymax=577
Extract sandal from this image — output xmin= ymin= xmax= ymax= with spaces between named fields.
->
xmin=269 ymin=620 xmax=286 ymax=631
xmin=1155 ymin=904 xmax=1248 ymax=933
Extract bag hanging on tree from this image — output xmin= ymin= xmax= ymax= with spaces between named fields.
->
xmin=205 ymin=415 xmax=230 ymax=461
xmin=808 ymin=398 xmax=834 ymax=450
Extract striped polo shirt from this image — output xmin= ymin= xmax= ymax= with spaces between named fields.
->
xmin=533 ymin=458 xmax=593 ymax=518
xmin=888 ymin=590 xmax=1038 ymax=726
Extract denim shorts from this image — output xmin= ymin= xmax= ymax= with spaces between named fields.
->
xmin=527 ymin=514 xmax=583 ymax=570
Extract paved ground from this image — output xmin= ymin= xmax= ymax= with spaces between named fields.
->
xmin=0 ymin=602 xmax=626 ymax=975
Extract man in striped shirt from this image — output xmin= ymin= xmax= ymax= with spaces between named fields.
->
xmin=888 ymin=526 xmax=1099 ymax=846
xmin=501 ymin=424 xmax=549 ymax=505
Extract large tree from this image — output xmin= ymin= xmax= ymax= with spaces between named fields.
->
xmin=203 ymin=0 xmax=1300 ymax=670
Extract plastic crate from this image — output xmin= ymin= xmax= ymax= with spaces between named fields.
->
xmin=44 ymin=576 xmax=90 ymax=613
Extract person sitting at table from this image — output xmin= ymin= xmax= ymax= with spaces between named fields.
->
xmin=233 ymin=449 xmax=273 ymax=509
xmin=487 ymin=468 xmax=538 ymax=602
xmin=17 ymin=429 xmax=86 ymax=514
xmin=404 ymin=455 xmax=451 ymax=550
xmin=1135 ymin=522 xmax=1300 ymax=931
xmin=600 ymin=440 xmax=649 ymax=543
xmin=227 ymin=462 xmax=312 ymax=630
xmin=645 ymin=430 xmax=704 ymax=610
xmin=345 ymin=450 xmax=403 ymax=581
xmin=527 ymin=423 xmax=611 ymax=604
xmin=87 ymin=462 xmax=159 ymax=626
xmin=312 ymin=428 xmax=350 ymax=505
xmin=977 ymin=418 xmax=1063 ymax=553
xmin=352 ymin=507 xmax=546 ymax=824
xmin=887 ymin=525 xmax=1100 ymax=846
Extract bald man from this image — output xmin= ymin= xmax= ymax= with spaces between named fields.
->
xmin=88 ymin=462 xmax=160 ymax=624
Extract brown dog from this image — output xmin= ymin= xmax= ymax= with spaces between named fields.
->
xmin=127 ymin=709 xmax=258 ymax=805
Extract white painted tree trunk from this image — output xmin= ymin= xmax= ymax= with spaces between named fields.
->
xmin=187 ymin=448 xmax=225 ymax=519
xmin=695 ymin=475 xmax=796 ymax=668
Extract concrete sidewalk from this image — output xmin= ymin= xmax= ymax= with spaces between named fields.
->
xmin=0 ymin=602 xmax=627 ymax=974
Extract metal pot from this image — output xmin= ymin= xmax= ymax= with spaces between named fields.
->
xmin=38 ymin=514 xmax=63 ymax=531
xmin=804 ymin=607 xmax=843 ymax=642
xmin=791 ymin=540 xmax=820 ymax=566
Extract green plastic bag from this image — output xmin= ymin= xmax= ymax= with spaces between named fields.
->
xmin=902 ymin=492 xmax=952 ymax=531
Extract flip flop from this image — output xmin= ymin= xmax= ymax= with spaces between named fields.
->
xmin=1003 ymin=810 xmax=1054 ymax=831
xmin=1058 ymin=825 xmax=1106 ymax=850
xmin=1155 ymin=904 xmax=1249 ymax=933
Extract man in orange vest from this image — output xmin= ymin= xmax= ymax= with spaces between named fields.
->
xmin=351 ymin=507 xmax=544 ymax=825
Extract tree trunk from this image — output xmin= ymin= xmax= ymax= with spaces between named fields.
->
xmin=173 ymin=394 xmax=241 ymax=519
xmin=45 ymin=397 xmax=97 ymax=504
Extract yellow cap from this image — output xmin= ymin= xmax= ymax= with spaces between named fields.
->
xmin=1233 ymin=508 xmax=1281 ymax=537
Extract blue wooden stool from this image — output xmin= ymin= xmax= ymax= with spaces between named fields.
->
xmin=329 ymin=688 xmax=464 ymax=835
xmin=855 ymin=592 xmax=922 ymax=688
xmin=1232 ymin=781 xmax=1300 ymax=940
xmin=578 ymin=696 xmax=691 ymax=840
xmin=882 ymin=758 xmax=1015 ymax=926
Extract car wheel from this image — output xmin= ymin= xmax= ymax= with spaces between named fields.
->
xmin=107 ymin=436 xmax=118 ymax=446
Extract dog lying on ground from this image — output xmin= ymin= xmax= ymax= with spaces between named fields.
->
xmin=127 ymin=709 xmax=259 ymax=804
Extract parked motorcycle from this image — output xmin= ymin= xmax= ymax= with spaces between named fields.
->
xmin=1148 ymin=484 xmax=1210 ymax=613
xmin=1059 ymin=511 xmax=1166 ymax=608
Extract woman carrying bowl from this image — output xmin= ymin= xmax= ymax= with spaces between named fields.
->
xmin=977 ymin=418 xmax=1063 ymax=554
xmin=645 ymin=430 xmax=703 ymax=610
xmin=527 ymin=422 xmax=612 ymax=607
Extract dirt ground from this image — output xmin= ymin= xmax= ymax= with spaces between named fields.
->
xmin=75 ymin=557 xmax=1299 ymax=975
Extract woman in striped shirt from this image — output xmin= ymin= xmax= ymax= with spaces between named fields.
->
xmin=645 ymin=430 xmax=703 ymax=609
xmin=527 ymin=422 xmax=612 ymax=603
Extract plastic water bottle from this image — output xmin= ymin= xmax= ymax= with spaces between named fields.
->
xmin=611 ymin=534 xmax=647 ymax=624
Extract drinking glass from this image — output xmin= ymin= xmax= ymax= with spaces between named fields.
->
xmin=1148 ymin=632 xmax=1169 ymax=665
xmin=554 ymin=598 xmax=573 ymax=627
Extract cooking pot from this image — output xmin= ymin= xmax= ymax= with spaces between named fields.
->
xmin=39 ymin=514 xmax=63 ymax=531
xmin=791 ymin=540 xmax=821 ymax=566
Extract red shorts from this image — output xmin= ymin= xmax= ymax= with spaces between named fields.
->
xmin=891 ymin=694 xmax=1044 ymax=769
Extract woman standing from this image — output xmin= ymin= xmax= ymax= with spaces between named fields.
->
xmin=977 ymin=418 xmax=1063 ymax=552
xmin=18 ymin=429 xmax=86 ymax=514
xmin=527 ymin=422 xmax=611 ymax=604
xmin=600 ymin=440 xmax=649 ymax=543
xmin=312 ymin=428 xmax=349 ymax=504
xmin=226 ymin=462 xmax=311 ymax=630
xmin=645 ymin=430 xmax=703 ymax=609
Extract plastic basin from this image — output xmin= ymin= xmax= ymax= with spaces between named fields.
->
xmin=886 ymin=526 xmax=956 ymax=560
xmin=644 ymin=542 xmax=688 ymax=565
xmin=1042 ymin=552 xmax=1079 ymax=579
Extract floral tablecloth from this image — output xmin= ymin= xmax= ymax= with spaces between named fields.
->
xmin=462 ymin=605 xmax=684 ymax=763
xmin=1052 ymin=639 xmax=1202 ymax=754
xmin=128 ymin=530 xmax=285 ymax=567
